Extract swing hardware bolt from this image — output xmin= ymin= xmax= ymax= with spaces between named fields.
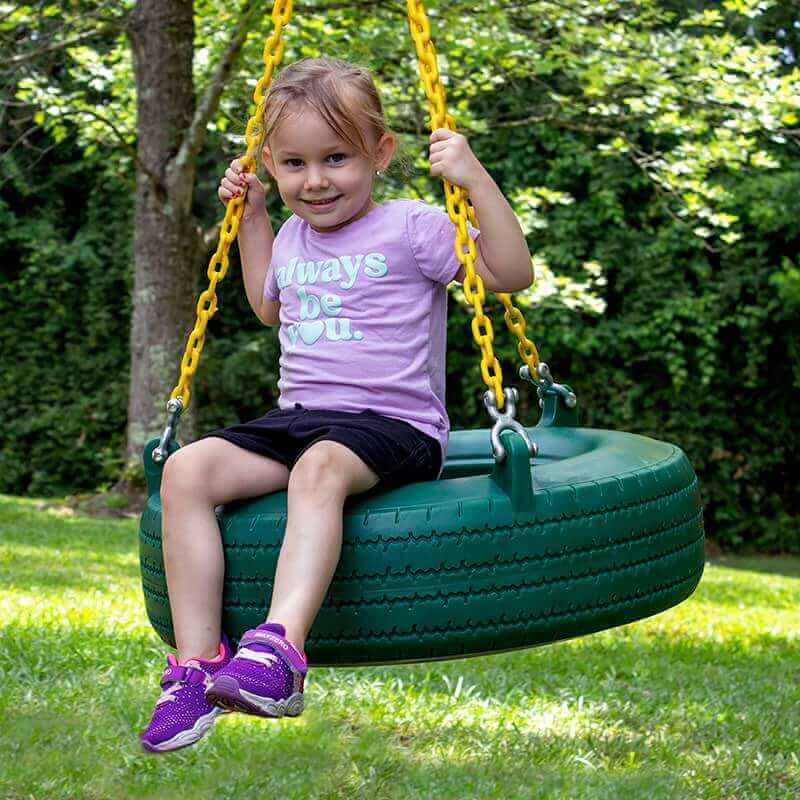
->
xmin=520 ymin=363 xmax=577 ymax=409
xmin=484 ymin=387 xmax=537 ymax=463
xmin=152 ymin=397 xmax=184 ymax=464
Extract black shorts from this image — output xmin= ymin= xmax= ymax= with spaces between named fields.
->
xmin=199 ymin=403 xmax=442 ymax=492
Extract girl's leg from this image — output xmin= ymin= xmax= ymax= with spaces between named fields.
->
xmin=160 ymin=438 xmax=291 ymax=662
xmin=264 ymin=440 xmax=379 ymax=652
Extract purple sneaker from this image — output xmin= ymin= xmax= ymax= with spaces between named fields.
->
xmin=140 ymin=636 xmax=231 ymax=753
xmin=205 ymin=623 xmax=307 ymax=718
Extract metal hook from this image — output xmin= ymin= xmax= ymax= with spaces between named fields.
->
xmin=152 ymin=397 xmax=183 ymax=464
xmin=484 ymin=387 xmax=538 ymax=463
xmin=520 ymin=363 xmax=577 ymax=409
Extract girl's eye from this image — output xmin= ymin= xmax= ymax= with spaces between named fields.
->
xmin=284 ymin=155 xmax=344 ymax=167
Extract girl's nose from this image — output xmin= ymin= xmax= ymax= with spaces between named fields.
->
xmin=304 ymin=166 xmax=329 ymax=190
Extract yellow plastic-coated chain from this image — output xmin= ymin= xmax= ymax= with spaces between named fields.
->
xmin=169 ymin=0 xmax=540 ymax=412
xmin=466 ymin=174 xmax=541 ymax=379
xmin=169 ymin=0 xmax=293 ymax=408
xmin=409 ymin=5 xmax=541 ymax=394
xmin=406 ymin=0 xmax=505 ymax=409
xmin=497 ymin=293 xmax=541 ymax=376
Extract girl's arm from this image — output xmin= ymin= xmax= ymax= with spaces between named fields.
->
xmin=238 ymin=207 xmax=276 ymax=325
xmin=261 ymin=297 xmax=281 ymax=327
xmin=219 ymin=159 xmax=276 ymax=325
xmin=429 ymin=129 xmax=533 ymax=293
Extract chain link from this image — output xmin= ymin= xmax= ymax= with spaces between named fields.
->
xmin=498 ymin=292 xmax=541 ymax=376
xmin=168 ymin=0 xmax=541 ymax=413
xmin=170 ymin=0 xmax=293 ymax=408
xmin=406 ymin=0 xmax=507 ymax=408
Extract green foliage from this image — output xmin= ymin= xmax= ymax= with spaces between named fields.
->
xmin=441 ymin=81 xmax=800 ymax=551
xmin=0 ymin=139 xmax=131 ymax=496
xmin=2 ymin=1 xmax=798 ymax=550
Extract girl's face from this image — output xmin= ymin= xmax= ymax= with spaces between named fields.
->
xmin=263 ymin=102 xmax=395 ymax=233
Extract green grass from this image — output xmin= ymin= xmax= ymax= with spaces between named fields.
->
xmin=1 ymin=494 xmax=798 ymax=800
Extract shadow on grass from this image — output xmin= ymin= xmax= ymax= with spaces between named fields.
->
xmin=0 ymin=539 xmax=140 ymax=593
xmin=2 ymin=497 xmax=798 ymax=797
xmin=0 ymin=497 xmax=140 ymax=592
xmin=2 ymin=620 xmax=797 ymax=798
xmin=0 ymin=498 xmax=136 ymax=550
xmin=3 ymin=619 xmax=798 ymax=737
xmin=1 ymin=701 xmax=688 ymax=800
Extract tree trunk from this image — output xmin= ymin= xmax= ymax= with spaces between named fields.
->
xmin=124 ymin=0 xmax=201 ymax=477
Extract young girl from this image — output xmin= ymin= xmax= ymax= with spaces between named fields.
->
xmin=140 ymin=56 xmax=532 ymax=753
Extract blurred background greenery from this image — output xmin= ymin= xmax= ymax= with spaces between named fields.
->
xmin=2 ymin=0 xmax=798 ymax=551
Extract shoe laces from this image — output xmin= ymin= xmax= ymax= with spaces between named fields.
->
xmin=156 ymin=660 xmax=212 ymax=706
xmin=156 ymin=685 xmax=182 ymax=706
xmin=235 ymin=647 xmax=280 ymax=668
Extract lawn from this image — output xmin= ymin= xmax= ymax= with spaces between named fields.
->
xmin=1 ymin=494 xmax=798 ymax=800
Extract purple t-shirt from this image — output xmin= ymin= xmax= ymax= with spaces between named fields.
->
xmin=263 ymin=198 xmax=480 ymax=471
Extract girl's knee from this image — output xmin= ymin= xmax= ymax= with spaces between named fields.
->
xmin=289 ymin=441 xmax=377 ymax=497
xmin=161 ymin=446 xmax=213 ymax=505
xmin=289 ymin=444 xmax=344 ymax=495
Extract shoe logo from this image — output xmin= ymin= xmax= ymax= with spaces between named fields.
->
xmin=254 ymin=631 xmax=290 ymax=651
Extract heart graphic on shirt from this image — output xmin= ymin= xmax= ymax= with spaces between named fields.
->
xmin=298 ymin=320 xmax=325 ymax=345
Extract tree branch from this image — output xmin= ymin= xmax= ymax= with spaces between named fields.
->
xmin=172 ymin=0 xmax=260 ymax=183
xmin=202 ymin=220 xmax=222 ymax=249
xmin=78 ymin=107 xmax=158 ymax=186
xmin=172 ymin=0 xmax=401 ymax=184
xmin=0 ymin=123 xmax=42 ymax=163
xmin=0 ymin=139 xmax=60 ymax=190
xmin=7 ymin=18 xmax=129 ymax=67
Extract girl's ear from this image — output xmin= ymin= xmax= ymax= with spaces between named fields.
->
xmin=262 ymin=144 xmax=277 ymax=179
xmin=375 ymin=132 xmax=397 ymax=173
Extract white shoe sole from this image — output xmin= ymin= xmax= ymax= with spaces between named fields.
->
xmin=142 ymin=707 xmax=222 ymax=753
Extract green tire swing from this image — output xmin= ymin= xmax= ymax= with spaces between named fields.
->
xmin=138 ymin=0 xmax=705 ymax=666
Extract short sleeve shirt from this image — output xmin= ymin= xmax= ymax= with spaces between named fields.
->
xmin=264 ymin=199 xmax=480 ymax=469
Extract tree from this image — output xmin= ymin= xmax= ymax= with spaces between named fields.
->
xmin=3 ymin=0 xmax=798 ymax=503
xmin=4 ymin=0 xmax=259 ymax=474
xmin=125 ymin=0 xmax=257 ymax=463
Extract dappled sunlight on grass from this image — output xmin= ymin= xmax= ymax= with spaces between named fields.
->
xmin=1 ymin=583 xmax=151 ymax=640
xmin=693 ymin=561 xmax=799 ymax=609
xmin=1 ymin=542 xmax=139 ymax=593
xmin=1 ymin=494 xmax=798 ymax=799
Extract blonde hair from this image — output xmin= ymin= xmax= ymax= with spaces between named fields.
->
xmin=261 ymin=57 xmax=401 ymax=169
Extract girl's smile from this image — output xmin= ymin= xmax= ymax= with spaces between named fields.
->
xmin=263 ymin=103 xmax=394 ymax=233
xmin=301 ymin=194 xmax=343 ymax=212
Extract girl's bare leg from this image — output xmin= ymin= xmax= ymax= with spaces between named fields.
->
xmin=160 ymin=438 xmax=290 ymax=662
xmin=265 ymin=440 xmax=379 ymax=652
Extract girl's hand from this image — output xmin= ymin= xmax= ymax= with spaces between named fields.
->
xmin=428 ymin=129 xmax=486 ymax=190
xmin=218 ymin=158 xmax=268 ymax=215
